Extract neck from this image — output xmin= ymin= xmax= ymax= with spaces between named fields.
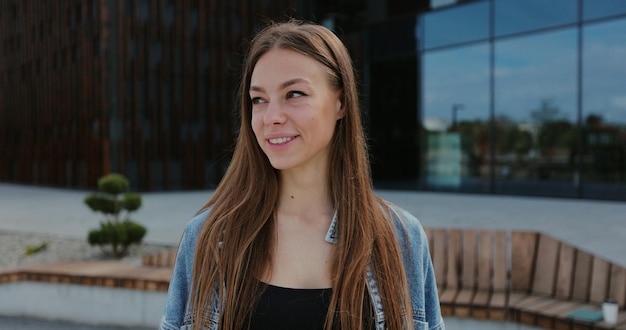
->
xmin=277 ymin=169 xmax=333 ymax=221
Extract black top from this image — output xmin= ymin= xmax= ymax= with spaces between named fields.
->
xmin=246 ymin=284 xmax=333 ymax=330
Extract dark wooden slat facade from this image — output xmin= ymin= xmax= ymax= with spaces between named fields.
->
xmin=1 ymin=0 xmax=310 ymax=191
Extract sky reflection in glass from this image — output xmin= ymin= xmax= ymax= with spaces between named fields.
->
xmin=495 ymin=0 xmax=577 ymax=37
xmin=495 ymin=28 xmax=577 ymax=124
xmin=423 ymin=43 xmax=489 ymax=130
xmin=583 ymin=19 xmax=626 ymax=125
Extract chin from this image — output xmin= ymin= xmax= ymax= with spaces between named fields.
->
xmin=268 ymin=159 xmax=296 ymax=171
xmin=269 ymin=163 xmax=291 ymax=171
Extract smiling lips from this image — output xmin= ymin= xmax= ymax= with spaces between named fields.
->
xmin=268 ymin=136 xmax=296 ymax=145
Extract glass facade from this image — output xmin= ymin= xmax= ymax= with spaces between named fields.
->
xmin=422 ymin=43 xmax=490 ymax=192
xmin=494 ymin=0 xmax=577 ymax=37
xmin=409 ymin=0 xmax=626 ymax=200
xmin=581 ymin=18 xmax=626 ymax=198
xmin=423 ymin=1 xmax=489 ymax=49
xmin=494 ymin=29 xmax=578 ymax=197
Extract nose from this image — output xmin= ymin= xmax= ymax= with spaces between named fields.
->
xmin=264 ymin=100 xmax=286 ymax=125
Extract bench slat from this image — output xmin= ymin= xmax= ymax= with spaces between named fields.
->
xmin=590 ymin=257 xmax=611 ymax=305
xmin=493 ymin=231 xmax=507 ymax=291
xmin=532 ymin=234 xmax=561 ymax=296
xmin=446 ymin=229 xmax=462 ymax=290
xmin=555 ymin=243 xmax=576 ymax=299
xmin=455 ymin=230 xmax=478 ymax=318
xmin=462 ymin=229 xmax=477 ymax=289
xmin=477 ymin=230 xmax=492 ymax=291
xmin=433 ymin=228 xmax=447 ymax=290
xmin=454 ymin=289 xmax=475 ymax=317
xmin=609 ymin=265 xmax=626 ymax=308
xmin=535 ymin=301 xmax=580 ymax=329
xmin=512 ymin=231 xmax=539 ymax=292
xmin=517 ymin=296 xmax=557 ymax=325
xmin=572 ymin=250 xmax=593 ymax=301
xmin=440 ymin=229 xmax=462 ymax=316
xmin=489 ymin=231 xmax=509 ymax=321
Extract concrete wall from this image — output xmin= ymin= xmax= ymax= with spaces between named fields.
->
xmin=0 ymin=281 xmax=166 ymax=328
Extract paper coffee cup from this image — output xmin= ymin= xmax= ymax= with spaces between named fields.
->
xmin=602 ymin=299 xmax=618 ymax=324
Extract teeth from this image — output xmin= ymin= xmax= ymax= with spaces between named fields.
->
xmin=269 ymin=137 xmax=293 ymax=144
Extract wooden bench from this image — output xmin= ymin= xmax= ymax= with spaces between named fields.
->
xmin=144 ymin=228 xmax=626 ymax=329
xmin=508 ymin=231 xmax=626 ymax=330
xmin=426 ymin=228 xmax=509 ymax=320
xmin=426 ymin=228 xmax=626 ymax=330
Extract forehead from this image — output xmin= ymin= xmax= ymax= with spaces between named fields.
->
xmin=250 ymin=48 xmax=332 ymax=87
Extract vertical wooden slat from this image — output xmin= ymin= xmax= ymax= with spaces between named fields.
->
xmin=511 ymin=231 xmax=539 ymax=292
xmin=471 ymin=229 xmax=493 ymax=319
xmin=609 ymin=265 xmax=626 ymax=308
xmin=572 ymin=250 xmax=593 ymax=301
xmin=555 ymin=243 xmax=575 ymax=299
xmin=532 ymin=234 xmax=560 ymax=296
xmin=493 ymin=231 xmax=508 ymax=291
xmin=446 ymin=229 xmax=462 ymax=290
xmin=589 ymin=257 xmax=610 ymax=304
xmin=432 ymin=229 xmax=447 ymax=289
xmin=455 ymin=229 xmax=478 ymax=317
xmin=462 ymin=230 xmax=478 ymax=289
xmin=439 ymin=229 xmax=461 ymax=316
xmin=477 ymin=230 xmax=493 ymax=291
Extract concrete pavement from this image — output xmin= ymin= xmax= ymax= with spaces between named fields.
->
xmin=1 ymin=182 xmax=625 ymax=266
xmin=0 ymin=316 xmax=539 ymax=330
xmin=0 ymin=315 xmax=151 ymax=330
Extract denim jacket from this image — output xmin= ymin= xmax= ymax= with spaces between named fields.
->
xmin=159 ymin=203 xmax=445 ymax=330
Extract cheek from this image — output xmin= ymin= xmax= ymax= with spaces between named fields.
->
xmin=251 ymin=115 xmax=264 ymax=140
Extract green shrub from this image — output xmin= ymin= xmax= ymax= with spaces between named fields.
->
xmin=84 ymin=173 xmax=147 ymax=258
xmin=87 ymin=221 xmax=147 ymax=257
xmin=98 ymin=173 xmax=129 ymax=195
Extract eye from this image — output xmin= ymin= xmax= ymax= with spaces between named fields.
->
xmin=251 ymin=97 xmax=265 ymax=105
xmin=286 ymin=91 xmax=306 ymax=99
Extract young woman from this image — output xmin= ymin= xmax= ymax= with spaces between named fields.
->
xmin=159 ymin=19 xmax=444 ymax=330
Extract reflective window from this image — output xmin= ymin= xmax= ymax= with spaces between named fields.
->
xmin=422 ymin=43 xmax=490 ymax=192
xmin=581 ymin=18 xmax=626 ymax=198
xmin=494 ymin=29 xmax=578 ymax=196
xmin=431 ymin=0 xmax=456 ymax=9
xmin=495 ymin=0 xmax=577 ymax=37
xmin=423 ymin=1 xmax=489 ymax=50
xmin=583 ymin=0 xmax=626 ymax=21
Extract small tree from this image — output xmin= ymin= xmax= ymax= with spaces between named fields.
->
xmin=84 ymin=173 xmax=146 ymax=259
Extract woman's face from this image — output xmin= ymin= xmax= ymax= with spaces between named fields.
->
xmin=250 ymin=48 xmax=343 ymax=172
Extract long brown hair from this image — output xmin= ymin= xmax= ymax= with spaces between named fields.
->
xmin=190 ymin=19 xmax=412 ymax=329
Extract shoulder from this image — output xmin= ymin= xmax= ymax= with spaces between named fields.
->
xmin=384 ymin=201 xmax=425 ymax=236
xmin=382 ymin=200 xmax=431 ymax=257
xmin=186 ymin=208 xmax=211 ymax=232
xmin=180 ymin=208 xmax=211 ymax=247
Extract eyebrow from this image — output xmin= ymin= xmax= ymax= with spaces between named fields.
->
xmin=249 ymin=78 xmax=310 ymax=92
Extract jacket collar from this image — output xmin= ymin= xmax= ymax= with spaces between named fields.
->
xmin=324 ymin=211 xmax=338 ymax=244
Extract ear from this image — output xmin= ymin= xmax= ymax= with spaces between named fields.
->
xmin=335 ymin=93 xmax=345 ymax=120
